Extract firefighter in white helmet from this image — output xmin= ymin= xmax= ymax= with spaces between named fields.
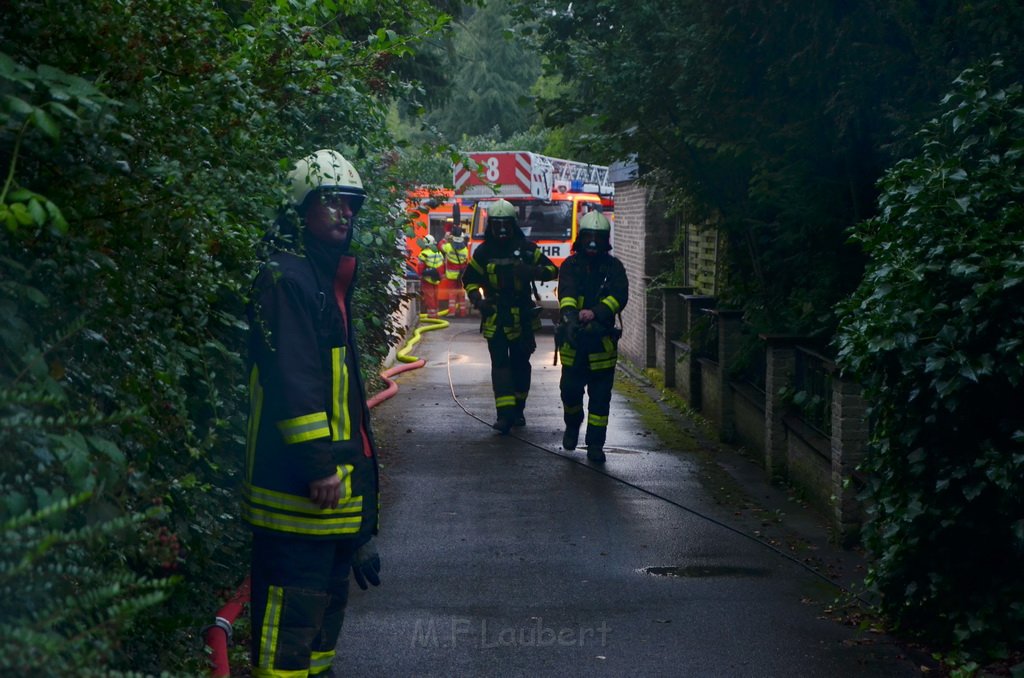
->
xmin=417 ymin=233 xmax=445 ymax=318
xmin=245 ymin=149 xmax=381 ymax=677
xmin=556 ymin=210 xmax=629 ymax=463
xmin=440 ymin=221 xmax=470 ymax=317
xmin=463 ymin=198 xmax=558 ymax=433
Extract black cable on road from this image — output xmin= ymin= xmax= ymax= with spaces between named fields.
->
xmin=442 ymin=327 xmax=871 ymax=606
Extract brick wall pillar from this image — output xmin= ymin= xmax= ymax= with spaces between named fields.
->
xmin=677 ymin=294 xmax=715 ymax=407
xmin=832 ymin=377 xmax=868 ymax=546
xmin=761 ymin=335 xmax=801 ymax=480
xmin=644 ymin=279 xmax=659 ymax=368
xmin=660 ymin=286 xmax=690 ymax=387
xmin=713 ymin=309 xmax=744 ymax=443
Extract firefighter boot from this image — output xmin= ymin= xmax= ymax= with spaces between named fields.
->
xmin=513 ymin=401 xmax=526 ymax=427
xmin=585 ymin=426 xmax=607 ymax=463
xmin=562 ymin=422 xmax=580 ymax=451
xmin=492 ymin=414 xmax=514 ymax=434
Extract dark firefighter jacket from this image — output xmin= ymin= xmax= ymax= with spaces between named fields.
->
xmin=244 ymin=242 xmax=379 ymax=541
xmin=557 ymin=252 xmax=629 ymax=369
xmin=463 ymin=236 xmax=557 ymax=340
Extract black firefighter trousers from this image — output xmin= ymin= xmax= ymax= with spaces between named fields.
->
xmin=560 ymin=363 xmax=615 ymax=450
xmin=486 ymin=329 xmax=536 ymax=420
xmin=250 ymin=532 xmax=358 ymax=677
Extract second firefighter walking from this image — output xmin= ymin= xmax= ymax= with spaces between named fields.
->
xmin=463 ymin=199 xmax=557 ymax=434
xmin=556 ymin=210 xmax=629 ymax=463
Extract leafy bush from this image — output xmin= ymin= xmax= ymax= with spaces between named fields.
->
xmin=836 ymin=58 xmax=1024 ymax=660
xmin=2 ymin=0 xmax=453 ymax=673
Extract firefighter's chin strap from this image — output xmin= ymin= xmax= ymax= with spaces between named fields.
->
xmin=442 ymin=327 xmax=869 ymax=606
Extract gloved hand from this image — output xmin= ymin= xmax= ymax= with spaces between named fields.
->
xmin=565 ymin=320 xmax=579 ymax=347
xmin=476 ymin=298 xmax=496 ymax=318
xmin=351 ymin=539 xmax=381 ymax=590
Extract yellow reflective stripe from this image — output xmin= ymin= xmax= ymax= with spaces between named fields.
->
xmin=243 ymin=473 xmax=357 ymax=516
xmin=253 ymin=669 xmax=307 ymax=678
xmin=277 ymin=412 xmax=330 ymax=444
xmin=601 ymin=296 xmax=621 ymax=313
xmin=331 ymin=347 xmax=351 ymax=441
xmin=495 ymin=395 xmax=517 ymax=408
xmin=588 ymin=413 xmax=609 ymax=427
xmin=564 ymin=404 xmax=583 ymax=415
xmin=242 ymin=504 xmax=363 ymax=535
xmin=465 ymin=282 xmax=481 ymax=293
xmin=309 ymin=650 xmax=335 ymax=674
xmin=559 ymin=297 xmax=577 ymax=309
xmin=560 ymin=345 xmax=576 ymax=366
xmin=258 ymin=586 xmax=284 ymax=671
xmin=469 ymin=258 xmax=485 ymax=274
xmin=247 ymin=366 xmax=263 ymax=484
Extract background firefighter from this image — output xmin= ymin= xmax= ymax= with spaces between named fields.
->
xmin=556 ymin=210 xmax=629 ymax=463
xmin=440 ymin=223 xmax=470 ymax=317
xmin=416 ymin=234 xmax=445 ymax=318
xmin=462 ymin=198 xmax=557 ymax=434
xmin=244 ymin=149 xmax=382 ymax=678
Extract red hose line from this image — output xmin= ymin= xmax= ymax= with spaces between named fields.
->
xmin=204 ymin=577 xmax=251 ymax=677
xmin=205 ymin=356 xmax=424 ymax=676
xmin=366 ymin=359 xmax=425 ymax=409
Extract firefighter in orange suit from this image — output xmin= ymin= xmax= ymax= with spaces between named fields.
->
xmin=462 ymin=198 xmax=558 ymax=433
xmin=245 ymin=149 xmax=381 ymax=677
xmin=556 ymin=210 xmax=628 ymax=463
xmin=440 ymin=223 xmax=470 ymax=316
xmin=416 ymin=234 xmax=444 ymax=318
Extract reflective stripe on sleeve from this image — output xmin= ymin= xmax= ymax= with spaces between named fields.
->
xmin=277 ymin=411 xmax=330 ymax=444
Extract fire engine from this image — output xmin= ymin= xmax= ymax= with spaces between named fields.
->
xmin=453 ymin=151 xmax=614 ymax=318
xmin=403 ymin=187 xmax=473 ymax=313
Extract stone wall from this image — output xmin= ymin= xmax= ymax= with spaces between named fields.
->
xmin=610 ymin=165 xmax=868 ymax=544
xmin=612 ymin=176 xmax=675 ymax=369
xmin=611 ymin=179 xmax=650 ymax=369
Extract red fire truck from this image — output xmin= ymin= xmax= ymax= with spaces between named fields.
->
xmin=453 ymin=151 xmax=615 ymax=318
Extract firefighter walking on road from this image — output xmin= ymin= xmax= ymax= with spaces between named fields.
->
xmin=245 ymin=149 xmax=382 ymax=677
xmin=556 ymin=211 xmax=629 ymax=463
xmin=463 ymin=199 xmax=557 ymax=433
xmin=440 ymin=223 xmax=470 ymax=317
xmin=416 ymin=234 xmax=445 ymax=318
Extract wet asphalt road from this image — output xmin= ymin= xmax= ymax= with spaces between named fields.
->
xmin=336 ymin=317 xmax=922 ymax=677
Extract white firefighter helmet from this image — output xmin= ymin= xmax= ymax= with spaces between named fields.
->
xmin=578 ymin=210 xmax=611 ymax=233
xmin=422 ymin=234 xmax=437 ymax=247
xmin=487 ymin=198 xmax=517 ymax=240
xmin=288 ymin=149 xmax=366 ymax=214
xmin=488 ymin=199 xmax=516 ymax=219
xmin=577 ymin=210 xmax=612 ymax=254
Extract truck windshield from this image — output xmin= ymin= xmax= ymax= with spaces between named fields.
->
xmin=473 ymin=199 xmax=575 ymax=240
xmin=520 ymin=201 xmax=572 ymax=240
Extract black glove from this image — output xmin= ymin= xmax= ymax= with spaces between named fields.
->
xmin=566 ymin=320 xmax=580 ymax=347
xmin=560 ymin=309 xmax=580 ymax=347
xmin=351 ymin=539 xmax=381 ymax=590
xmin=477 ymin=298 xmax=496 ymax=318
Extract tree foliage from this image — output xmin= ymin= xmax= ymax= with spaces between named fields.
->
xmin=422 ymin=0 xmax=541 ymax=141
xmin=1 ymin=0 xmax=451 ymax=672
xmin=836 ymin=59 xmax=1024 ymax=660
xmin=518 ymin=0 xmax=1024 ymax=335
